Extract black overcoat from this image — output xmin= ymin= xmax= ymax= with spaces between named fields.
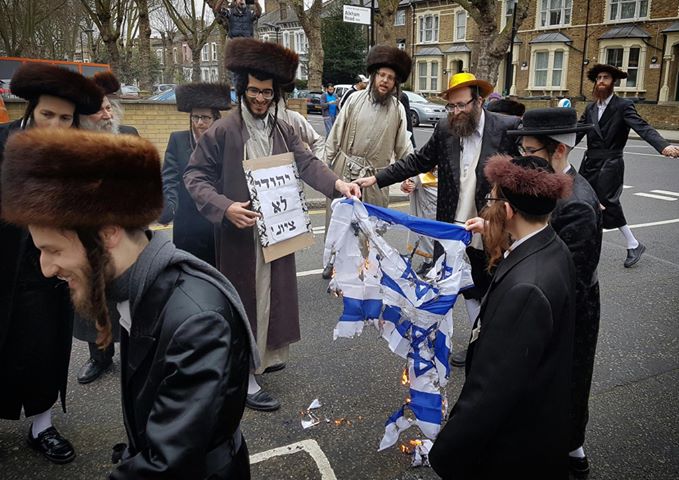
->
xmin=429 ymin=227 xmax=576 ymax=480
xmin=576 ymin=94 xmax=669 ymax=229
xmin=111 ymin=265 xmax=250 ymax=479
xmin=0 ymin=119 xmax=73 ymax=419
xmin=160 ymin=130 xmax=216 ymax=265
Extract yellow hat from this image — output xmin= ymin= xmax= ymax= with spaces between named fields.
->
xmin=440 ymin=72 xmax=494 ymax=99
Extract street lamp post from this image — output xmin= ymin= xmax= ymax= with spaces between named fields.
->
xmin=79 ymin=27 xmax=94 ymax=62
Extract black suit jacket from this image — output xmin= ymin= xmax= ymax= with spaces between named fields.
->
xmin=429 ymin=227 xmax=575 ymax=480
xmin=576 ymin=94 xmax=669 ymax=154
xmin=376 ymin=110 xmax=520 ymax=224
xmin=119 ymin=124 xmax=139 ymax=136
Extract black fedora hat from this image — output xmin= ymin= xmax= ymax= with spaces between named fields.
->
xmin=507 ymin=108 xmax=592 ymax=137
xmin=587 ymin=64 xmax=628 ymax=82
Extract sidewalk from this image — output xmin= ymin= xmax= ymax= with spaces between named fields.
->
xmin=630 ymin=128 xmax=679 ymax=142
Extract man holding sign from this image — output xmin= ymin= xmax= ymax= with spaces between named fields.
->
xmin=184 ymin=38 xmax=359 ymax=411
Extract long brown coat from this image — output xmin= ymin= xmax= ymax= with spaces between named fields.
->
xmin=184 ymin=111 xmax=338 ymax=349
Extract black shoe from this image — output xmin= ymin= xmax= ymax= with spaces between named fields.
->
xmin=27 ymin=426 xmax=76 ymax=464
xmin=321 ymin=263 xmax=334 ymax=280
xmin=624 ymin=243 xmax=646 ymax=268
xmin=450 ymin=348 xmax=467 ymax=368
xmin=77 ymin=358 xmax=112 ymax=384
xmin=263 ymin=363 xmax=286 ymax=374
xmin=569 ymin=455 xmax=590 ymax=478
xmin=246 ymin=390 xmax=281 ymax=411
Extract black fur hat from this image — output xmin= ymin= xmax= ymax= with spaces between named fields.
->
xmin=225 ymin=38 xmax=299 ymax=84
xmin=1 ymin=129 xmax=163 ymax=229
xmin=366 ymin=45 xmax=412 ymax=83
xmin=486 ymin=99 xmax=526 ymax=117
xmin=93 ymin=71 xmax=121 ymax=96
xmin=175 ymin=82 xmax=233 ymax=112
xmin=10 ymin=63 xmax=103 ymax=115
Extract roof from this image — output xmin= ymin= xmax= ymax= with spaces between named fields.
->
xmin=415 ymin=47 xmax=443 ymax=56
xmin=529 ymin=32 xmax=572 ymax=44
xmin=662 ymin=21 xmax=679 ymax=33
xmin=444 ymin=44 xmax=472 ymax=53
xmin=599 ymin=25 xmax=651 ymax=39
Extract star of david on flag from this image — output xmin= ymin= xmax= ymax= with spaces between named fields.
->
xmin=323 ymin=199 xmax=474 ymax=451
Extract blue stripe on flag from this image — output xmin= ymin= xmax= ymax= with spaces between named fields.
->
xmin=385 ymin=405 xmax=405 ymax=426
xmin=382 ymin=305 xmax=402 ymax=323
xmin=340 ymin=297 xmax=383 ymax=322
xmin=434 ymin=330 xmax=451 ymax=378
xmin=419 ymin=294 xmax=459 ymax=315
xmin=409 ymin=389 xmax=442 ymax=425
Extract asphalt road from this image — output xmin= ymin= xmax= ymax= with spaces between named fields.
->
xmin=1 ymin=116 xmax=677 ymax=479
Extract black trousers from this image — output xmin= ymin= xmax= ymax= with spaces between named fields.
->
xmin=88 ymin=340 xmax=114 ymax=363
xmin=579 ymin=155 xmax=626 ymax=229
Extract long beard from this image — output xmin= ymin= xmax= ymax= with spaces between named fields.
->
xmin=479 ymin=200 xmax=511 ymax=271
xmin=244 ymin=96 xmax=271 ymax=120
xmin=370 ymin=82 xmax=392 ymax=106
xmin=80 ymin=116 xmax=120 ymax=134
xmin=448 ymin=102 xmax=480 ymax=138
xmin=593 ymin=83 xmax=614 ymax=101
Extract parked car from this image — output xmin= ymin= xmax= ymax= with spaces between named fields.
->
xmin=403 ymin=90 xmax=447 ymax=127
xmin=298 ymin=90 xmax=323 ymax=114
xmin=0 ymin=79 xmax=12 ymax=99
xmin=333 ymin=84 xmax=352 ymax=103
xmin=152 ymin=83 xmax=176 ymax=95
xmin=120 ymin=85 xmax=141 ymax=98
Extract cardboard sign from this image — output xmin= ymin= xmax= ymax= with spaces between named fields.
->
xmin=244 ymin=152 xmax=314 ymax=263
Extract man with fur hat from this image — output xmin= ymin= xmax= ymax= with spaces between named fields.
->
xmin=0 ymin=63 xmax=102 ymax=464
xmin=75 ymin=70 xmax=140 ymax=386
xmin=576 ymin=64 xmax=679 ymax=268
xmin=325 ymin=45 xmax=414 ymax=211
xmin=486 ymin=97 xmax=525 ymax=117
xmin=429 ymin=155 xmax=576 ymax=480
xmin=159 ymin=81 xmax=232 ymax=266
xmin=80 ymin=70 xmax=139 ymax=136
xmin=184 ymin=38 xmax=360 ymax=411
xmin=1 ymin=129 xmax=257 ymax=478
xmin=355 ymin=72 xmax=520 ymax=366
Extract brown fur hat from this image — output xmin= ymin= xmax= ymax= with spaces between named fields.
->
xmin=1 ymin=129 xmax=162 ymax=229
xmin=93 ymin=71 xmax=121 ymax=96
xmin=175 ymin=82 xmax=232 ymax=112
xmin=10 ymin=63 xmax=103 ymax=115
xmin=484 ymin=155 xmax=573 ymax=215
xmin=225 ymin=38 xmax=299 ymax=84
xmin=366 ymin=45 xmax=412 ymax=83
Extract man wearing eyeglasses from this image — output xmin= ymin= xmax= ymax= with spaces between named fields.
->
xmin=184 ymin=39 xmax=360 ymax=412
xmin=355 ymin=72 xmax=520 ymax=367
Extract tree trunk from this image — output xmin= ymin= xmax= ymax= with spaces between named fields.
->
xmin=192 ymin=46 xmax=202 ymax=82
xmin=136 ymin=0 xmax=153 ymax=92
xmin=375 ymin=0 xmax=400 ymax=44
xmin=291 ymin=0 xmax=323 ymax=91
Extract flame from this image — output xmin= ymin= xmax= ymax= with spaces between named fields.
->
xmin=409 ymin=439 xmax=422 ymax=447
xmin=401 ymin=367 xmax=409 ymax=386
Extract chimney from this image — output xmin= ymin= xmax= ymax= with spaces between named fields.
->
xmin=279 ymin=1 xmax=287 ymax=20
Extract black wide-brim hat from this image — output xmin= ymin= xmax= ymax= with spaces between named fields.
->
xmin=1 ymin=129 xmax=163 ymax=229
xmin=587 ymin=64 xmax=628 ymax=82
xmin=10 ymin=63 xmax=103 ymax=115
xmin=175 ymin=82 xmax=232 ymax=112
xmin=225 ymin=38 xmax=299 ymax=85
xmin=366 ymin=45 xmax=412 ymax=83
xmin=507 ymin=108 xmax=592 ymax=136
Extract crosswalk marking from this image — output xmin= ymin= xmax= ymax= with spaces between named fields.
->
xmin=623 ymin=185 xmax=633 ymax=189
xmin=650 ymin=189 xmax=679 ymax=197
xmin=634 ymin=192 xmax=677 ymax=201
xmin=250 ymin=439 xmax=337 ymax=479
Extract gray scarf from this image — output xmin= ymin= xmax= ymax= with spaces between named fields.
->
xmin=113 ymin=231 xmax=260 ymax=370
xmin=241 ymin=99 xmax=274 ymax=159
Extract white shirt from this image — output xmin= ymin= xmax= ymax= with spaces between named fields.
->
xmin=504 ymin=224 xmax=548 ymax=258
xmin=460 ymin=110 xmax=485 ymax=177
xmin=597 ymin=94 xmax=613 ymax=121
xmin=117 ymin=300 xmax=132 ymax=333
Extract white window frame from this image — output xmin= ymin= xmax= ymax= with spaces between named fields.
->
xmin=418 ymin=13 xmax=439 ymax=44
xmin=295 ymin=31 xmax=308 ymax=54
xmin=394 ymin=10 xmax=406 ymax=26
xmin=606 ymin=0 xmax=649 ymax=23
xmin=599 ymin=39 xmax=647 ymax=92
xmin=536 ymin=0 xmax=573 ymax=29
xmin=173 ymin=47 xmax=178 ymax=64
xmin=156 ymin=48 xmax=164 ymax=65
xmin=501 ymin=0 xmax=515 ymax=31
xmin=527 ymin=44 xmax=569 ymax=91
xmin=201 ymin=67 xmax=210 ymax=81
xmin=455 ymin=10 xmax=467 ymax=42
xmin=211 ymin=67 xmax=219 ymax=82
xmin=416 ymin=58 xmax=441 ymax=93
xmin=201 ymin=44 xmax=209 ymax=62
xmin=211 ymin=42 xmax=217 ymax=61
xmin=283 ymin=31 xmax=290 ymax=49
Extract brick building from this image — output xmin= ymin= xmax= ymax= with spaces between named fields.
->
xmin=383 ymin=0 xmax=679 ymax=102
xmin=152 ymin=32 xmax=222 ymax=84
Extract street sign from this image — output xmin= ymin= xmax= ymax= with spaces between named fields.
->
xmin=343 ymin=5 xmax=371 ymax=25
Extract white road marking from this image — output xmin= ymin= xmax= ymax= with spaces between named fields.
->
xmin=297 ymin=268 xmax=324 ymax=277
xmin=623 ymin=185 xmax=634 ymax=189
xmin=651 ymin=189 xmax=679 ymax=197
xmin=572 ymin=146 xmax=667 ymax=158
xmin=634 ymin=192 xmax=678 ymax=201
xmin=249 ymin=439 xmax=337 ymax=480
xmin=604 ymin=218 xmax=679 ymax=232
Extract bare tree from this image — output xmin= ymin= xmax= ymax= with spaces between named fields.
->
xmin=136 ymin=0 xmax=153 ymax=91
xmin=457 ymin=0 xmax=529 ymax=86
xmin=161 ymin=0 xmax=218 ymax=82
xmin=151 ymin=0 xmax=179 ymax=83
xmin=374 ymin=0 xmax=400 ymax=44
xmin=0 ymin=0 xmax=72 ymax=57
xmin=290 ymin=0 xmax=323 ymax=90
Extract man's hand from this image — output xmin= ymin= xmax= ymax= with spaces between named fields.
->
xmin=465 ymin=216 xmax=486 ymax=234
xmin=335 ymin=179 xmax=361 ymax=198
xmin=662 ymin=145 xmax=679 ymax=158
xmin=400 ymin=179 xmax=415 ymax=194
xmin=354 ymin=176 xmax=377 ymax=188
xmin=225 ymin=201 xmax=261 ymax=228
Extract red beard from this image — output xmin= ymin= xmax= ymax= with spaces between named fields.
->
xmin=593 ymin=82 xmax=614 ymax=101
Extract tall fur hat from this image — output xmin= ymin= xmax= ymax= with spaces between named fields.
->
xmin=93 ymin=70 xmax=121 ymax=96
xmin=486 ymin=98 xmax=526 ymax=117
xmin=225 ymin=38 xmax=299 ymax=84
xmin=484 ymin=155 xmax=573 ymax=215
xmin=10 ymin=63 xmax=103 ymax=115
xmin=175 ymin=82 xmax=232 ymax=112
xmin=1 ymin=129 xmax=162 ymax=229
xmin=366 ymin=45 xmax=412 ymax=83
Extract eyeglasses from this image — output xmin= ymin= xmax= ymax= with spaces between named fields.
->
xmin=246 ymin=87 xmax=275 ymax=100
xmin=190 ymin=114 xmax=214 ymax=123
xmin=445 ymin=98 xmax=475 ymax=112
xmin=518 ymin=145 xmax=547 ymax=156
xmin=484 ymin=193 xmax=506 ymax=205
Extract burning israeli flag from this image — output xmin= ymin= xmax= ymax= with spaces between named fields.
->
xmin=323 ymin=199 xmax=473 ymax=451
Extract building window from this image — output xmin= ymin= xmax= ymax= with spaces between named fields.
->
xmin=417 ymin=60 xmax=440 ymax=92
xmin=608 ymin=0 xmax=648 ymax=21
xmin=418 ymin=62 xmax=427 ymax=90
xmin=605 ymin=46 xmax=642 ymax=88
xmin=201 ymin=67 xmax=209 ymax=81
xmin=418 ymin=14 xmax=439 ymax=43
xmin=295 ymin=31 xmax=308 ymax=53
xmin=156 ymin=48 xmax=164 ymax=65
xmin=430 ymin=61 xmax=439 ymax=91
xmin=530 ymin=48 xmax=568 ymax=89
xmin=534 ymin=51 xmax=549 ymax=87
xmin=283 ymin=32 xmax=290 ymax=49
xmin=539 ymin=0 xmax=572 ymax=28
xmin=394 ymin=10 xmax=406 ymax=26
xmin=211 ymin=42 xmax=217 ymax=61
xmin=173 ymin=47 xmax=178 ymax=64
xmin=201 ymin=44 xmax=209 ymax=62
xmin=502 ymin=0 xmax=514 ymax=31
xmin=211 ymin=68 xmax=219 ymax=82
xmin=455 ymin=11 xmax=466 ymax=41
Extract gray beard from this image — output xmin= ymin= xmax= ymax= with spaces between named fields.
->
xmin=80 ymin=116 xmax=120 ymax=134
xmin=370 ymin=83 xmax=392 ymax=106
